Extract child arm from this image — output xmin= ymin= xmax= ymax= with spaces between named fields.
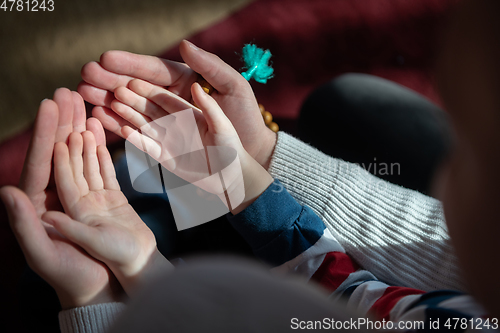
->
xmin=227 ymin=180 xmax=491 ymax=329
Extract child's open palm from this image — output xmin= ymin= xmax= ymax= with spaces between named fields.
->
xmin=43 ymin=131 xmax=159 ymax=293
xmin=110 ymin=78 xmax=273 ymax=214
xmin=113 ymin=79 xmax=249 ymax=207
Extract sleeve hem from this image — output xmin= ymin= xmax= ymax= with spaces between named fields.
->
xmin=59 ymin=302 xmax=126 ymax=333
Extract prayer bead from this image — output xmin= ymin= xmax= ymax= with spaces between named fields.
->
xmin=268 ymin=122 xmax=279 ymax=133
xmin=263 ymin=111 xmax=273 ymax=125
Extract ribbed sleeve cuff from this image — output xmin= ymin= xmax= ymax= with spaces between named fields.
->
xmin=59 ymin=302 xmax=126 ymax=333
xmin=267 ymin=132 xmax=464 ymax=292
xmin=268 ymin=131 xmax=340 ymax=215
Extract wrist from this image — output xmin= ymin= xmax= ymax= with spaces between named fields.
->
xmin=230 ymin=151 xmax=273 ymax=215
xmin=253 ymin=128 xmax=277 ymax=170
xmin=57 ymin=283 xmax=124 ymax=310
xmin=113 ymin=248 xmax=174 ymax=295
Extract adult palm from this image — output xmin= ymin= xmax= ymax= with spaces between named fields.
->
xmin=0 ymin=89 xmax=120 ymax=309
xmin=78 ymin=40 xmax=277 ymax=169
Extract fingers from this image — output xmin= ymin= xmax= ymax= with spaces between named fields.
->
xmin=86 ymin=117 xmax=106 ymax=147
xmin=72 ymin=91 xmax=87 ymax=134
xmin=73 ymin=92 xmax=107 ymax=153
xmin=55 ymin=131 xmax=118 ymax=200
xmin=122 ymin=126 xmax=163 ymax=161
xmin=68 ymin=133 xmax=89 ymax=196
xmin=110 ymin=99 xmax=165 ymax=141
xmin=81 ymin=61 xmax=135 ymax=96
xmin=78 ymin=81 xmax=115 ymax=108
xmin=0 ymin=186 xmax=56 ymax=268
xmin=53 ymin=88 xmax=75 ymax=143
xmin=20 ymin=90 xmax=104 ymax=202
xmin=92 ymin=106 xmax=138 ymax=138
xmin=82 ymin=131 xmax=104 ymax=191
xmin=80 ymin=52 xmax=196 ymax=104
xmin=42 ymin=211 xmax=101 ymax=259
xmin=191 ymin=82 xmax=233 ymax=134
xmin=111 ymin=90 xmax=155 ymax=127
xmin=114 ymin=85 xmax=168 ymax=120
xmin=113 ymin=81 xmax=200 ymax=142
xmin=97 ymin=145 xmax=120 ymax=191
xmin=126 ymin=79 xmax=199 ymax=115
xmin=99 ymin=51 xmax=195 ymax=95
xmin=19 ymin=99 xmax=59 ymax=195
xmin=54 ymin=140 xmax=82 ymax=210
xmin=179 ymin=40 xmax=248 ymax=95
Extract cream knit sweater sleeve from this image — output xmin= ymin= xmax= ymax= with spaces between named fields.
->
xmin=59 ymin=302 xmax=126 ymax=333
xmin=267 ymin=132 xmax=464 ymax=291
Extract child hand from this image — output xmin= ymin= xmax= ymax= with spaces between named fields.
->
xmin=112 ymin=79 xmax=273 ymax=214
xmin=1 ymin=92 xmax=121 ymax=310
xmin=43 ymin=131 xmax=171 ymax=294
xmin=79 ymin=41 xmax=277 ymax=169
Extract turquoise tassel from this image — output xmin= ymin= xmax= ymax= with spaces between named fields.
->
xmin=241 ymin=44 xmax=274 ymax=84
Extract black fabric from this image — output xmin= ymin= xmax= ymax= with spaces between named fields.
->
xmin=298 ymin=73 xmax=452 ymax=196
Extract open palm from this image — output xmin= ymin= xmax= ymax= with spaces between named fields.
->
xmin=44 ymin=131 xmax=156 ymax=293
xmin=2 ymin=89 xmax=119 ymax=309
xmin=78 ymin=40 xmax=276 ymax=168
xmin=111 ymin=78 xmax=247 ymax=208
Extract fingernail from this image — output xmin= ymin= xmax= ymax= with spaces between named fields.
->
xmin=184 ymin=40 xmax=199 ymax=51
xmin=41 ymin=98 xmax=48 ymax=104
xmin=193 ymin=82 xmax=205 ymax=95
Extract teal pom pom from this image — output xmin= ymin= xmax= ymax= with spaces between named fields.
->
xmin=241 ymin=44 xmax=274 ymax=84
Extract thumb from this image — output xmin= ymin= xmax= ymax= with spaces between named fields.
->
xmin=42 ymin=211 xmax=101 ymax=257
xmin=191 ymin=82 xmax=234 ymax=135
xmin=179 ymin=40 xmax=248 ymax=95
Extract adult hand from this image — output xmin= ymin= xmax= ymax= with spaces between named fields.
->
xmin=19 ymin=88 xmax=106 ymax=215
xmin=0 ymin=89 xmax=121 ymax=309
xmin=44 ymin=130 xmax=162 ymax=295
xmin=78 ymin=40 xmax=277 ymax=169
xmin=112 ymin=79 xmax=273 ymax=214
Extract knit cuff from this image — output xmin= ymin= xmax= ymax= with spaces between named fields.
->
xmin=268 ymin=131 xmax=340 ymax=216
xmin=59 ymin=302 xmax=126 ymax=333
